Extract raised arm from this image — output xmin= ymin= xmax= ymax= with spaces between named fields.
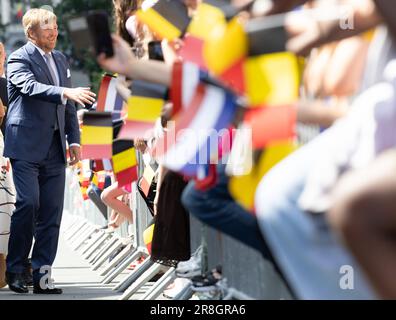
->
xmin=286 ymin=0 xmax=382 ymax=56
xmin=97 ymin=35 xmax=172 ymax=86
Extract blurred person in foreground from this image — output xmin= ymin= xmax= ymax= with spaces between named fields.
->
xmin=97 ymin=0 xmax=394 ymax=298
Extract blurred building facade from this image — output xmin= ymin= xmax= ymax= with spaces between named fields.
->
xmin=1 ymin=0 xmax=27 ymax=53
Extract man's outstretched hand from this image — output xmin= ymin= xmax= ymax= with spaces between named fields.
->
xmin=64 ymin=87 xmax=96 ymax=108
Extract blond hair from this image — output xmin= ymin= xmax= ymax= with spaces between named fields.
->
xmin=22 ymin=8 xmax=57 ymax=39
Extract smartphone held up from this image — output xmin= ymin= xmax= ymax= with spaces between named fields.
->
xmin=66 ymin=10 xmax=114 ymax=60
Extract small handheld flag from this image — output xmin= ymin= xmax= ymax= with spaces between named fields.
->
xmin=112 ymin=140 xmax=138 ymax=188
xmin=97 ymin=74 xmax=125 ymax=120
xmin=136 ymin=0 xmax=191 ymax=41
xmin=81 ymin=112 xmax=113 ymax=159
xmin=118 ymin=80 xmax=167 ymax=139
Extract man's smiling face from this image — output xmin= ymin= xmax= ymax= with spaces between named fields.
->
xmin=31 ymin=21 xmax=58 ymax=53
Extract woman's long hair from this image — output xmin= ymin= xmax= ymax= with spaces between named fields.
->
xmin=112 ymin=0 xmax=141 ymax=46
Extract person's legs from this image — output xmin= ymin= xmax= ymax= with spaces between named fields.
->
xmin=6 ymin=159 xmax=39 ymax=274
xmin=108 ymin=209 xmax=117 ymax=224
xmin=328 ymin=150 xmax=396 ymax=299
xmin=182 ymin=162 xmax=295 ymax=295
xmin=108 ymin=210 xmax=126 ymax=228
xmin=182 ymin=163 xmax=270 ymax=256
xmin=87 ymin=183 xmax=108 ymax=220
xmin=101 ymin=182 xmax=133 ymax=223
xmin=255 ymin=129 xmax=376 ymax=299
xmin=5 ymin=159 xmax=39 ymax=292
xmin=32 ymin=134 xmax=65 ymax=285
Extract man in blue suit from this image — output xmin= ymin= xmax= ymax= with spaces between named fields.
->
xmin=4 ymin=8 xmax=96 ymax=294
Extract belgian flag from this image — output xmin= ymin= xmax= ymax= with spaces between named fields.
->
xmin=204 ymin=17 xmax=248 ymax=82
xmin=204 ymin=14 xmax=301 ymax=107
xmin=112 ymin=140 xmax=138 ymax=188
xmin=118 ymin=80 xmax=167 ymax=139
xmin=81 ymin=112 xmax=113 ymax=159
xmin=228 ymin=142 xmax=298 ymax=212
xmin=243 ymin=16 xmax=300 ymax=106
xmin=179 ymin=1 xmax=229 ymax=69
xmin=143 ymin=222 xmax=155 ymax=255
xmin=136 ymin=0 xmax=191 ymax=41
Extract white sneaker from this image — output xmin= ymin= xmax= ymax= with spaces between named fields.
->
xmin=189 ymin=294 xmax=200 ymax=300
xmin=175 ymin=246 xmax=202 ymax=278
xmin=162 ymin=278 xmax=191 ymax=299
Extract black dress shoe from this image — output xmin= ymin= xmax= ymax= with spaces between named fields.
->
xmin=33 ymin=285 xmax=63 ymax=294
xmin=23 ymin=269 xmax=33 ymax=287
xmin=5 ymin=272 xmax=29 ymax=294
xmin=23 ymin=273 xmax=33 ymax=287
xmin=23 ymin=260 xmax=33 ymax=286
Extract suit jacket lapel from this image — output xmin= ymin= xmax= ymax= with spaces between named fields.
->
xmin=25 ymin=42 xmax=55 ymax=85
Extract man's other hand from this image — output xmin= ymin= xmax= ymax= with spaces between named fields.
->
xmin=69 ymin=145 xmax=81 ymax=166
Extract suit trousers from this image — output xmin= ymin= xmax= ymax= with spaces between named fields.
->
xmin=6 ymin=131 xmax=65 ymax=282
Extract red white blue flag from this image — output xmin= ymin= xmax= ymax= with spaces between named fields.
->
xmin=155 ymin=83 xmax=237 ymax=176
xmin=97 ymin=74 xmax=125 ymax=120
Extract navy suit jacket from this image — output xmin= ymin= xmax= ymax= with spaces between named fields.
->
xmin=4 ymin=41 xmax=80 ymax=163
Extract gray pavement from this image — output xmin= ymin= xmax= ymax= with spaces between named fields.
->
xmin=0 ymin=221 xmax=123 ymax=300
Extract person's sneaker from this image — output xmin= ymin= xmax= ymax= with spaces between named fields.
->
xmin=162 ymin=278 xmax=191 ymax=299
xmin=191 ymin=275 xmax=219 ymax=292
xmin=190 ymin=290 xmax=221 ymax=300
xmin=104 ymin=226 xmax=117 ymax=233
xmin=190 ymin=265 xmax=222 ymax=292
xmin=175 ymin=246 xmax=203 ymax=278
xmin=189 ymin=293 xmax=200 ymax=300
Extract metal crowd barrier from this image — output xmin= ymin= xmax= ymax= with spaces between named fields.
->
xmin=61 ymin=122 xmax=323 ymax=301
